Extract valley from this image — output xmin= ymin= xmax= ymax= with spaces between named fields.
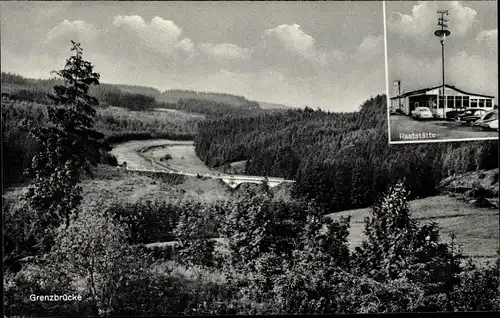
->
xmin=108 ymin=139 xmax=499 ymax=265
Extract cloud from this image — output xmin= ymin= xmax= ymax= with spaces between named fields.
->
xmin=45 ymin=20 xmax=97 ymax=44
xmin=389 ymin=52 xmax=441 ymax=92
xmin=112 ymin=15 xmax=193 ymax=55
xmin=176 ymin=38 xmax=195 ymax=53
xmin=354 ymin=35 xmax=383 ymax=61
xmin=448 ymin=1 xmax=478 ymax=36
xmin=263 ymin=24 xmax=332 ymax=65
xmin=447 ymin=50 xmax=497 ymax=96
xmin=388 ymin=1 xmax=477 ymax=40
xmin=199 ymin=43 xmax=251 ymax=60
xmin=476 ymin=28 xmax=497 ymax=41
xmin=264 ymin=24 xmax=315 ymax=55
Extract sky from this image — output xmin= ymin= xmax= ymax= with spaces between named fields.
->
xmin=386 ymin=1 xmax=498 ymax=103
xmin=0 ymin=1 xmax=387 ymax=111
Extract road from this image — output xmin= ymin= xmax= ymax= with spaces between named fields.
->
xmin=390 ymin=115 xmax=498 ymax=142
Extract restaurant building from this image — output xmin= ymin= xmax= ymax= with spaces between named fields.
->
xmin=390 ymin=84 xmax=495 ymax=118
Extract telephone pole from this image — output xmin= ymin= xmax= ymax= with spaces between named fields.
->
xmin=398 ymin=80 xmax=401 ymax=110
xmin=434 ymin=10 xmax=450 ymax=118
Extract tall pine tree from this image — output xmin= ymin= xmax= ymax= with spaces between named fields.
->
xmin=26 ymin=41 xmax=107 ymax=229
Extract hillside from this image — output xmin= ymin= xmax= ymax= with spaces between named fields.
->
xmin=1 ymin=72 xmax=276 ymax=110
xmin=158 ymin=89 xmax=259 ymax=109
xmin=194 ymin=95 xmax=499 ymax=212
xmin=326 ymin=192 xmax=499 ymax=264
xmin=257 ymin=101 xmax=294 ymax=109
xmin=1 ymin=94 xmax=203 ymax=186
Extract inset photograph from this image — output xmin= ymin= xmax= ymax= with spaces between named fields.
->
xmin=386 ymin=1 xmax=498 ymax=143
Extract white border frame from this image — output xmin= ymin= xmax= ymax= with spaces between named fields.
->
xmin=383 ymin=1 xmax=499 ymax=145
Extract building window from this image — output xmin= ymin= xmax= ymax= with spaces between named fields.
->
xmin=471 ymin=99 xmax=478 ymax=108
xmin=447 ymin=96 xmax=454 ymax=108
xmin=486 ymin=99 xmax=493 ymax=108
xmin=478 ymin=99 xmax=485 ymax=108
xmin=429 ymin=96 xmax=437 ymax=109
xmin=438 ymin=96 xmax=444 ymax=109
xmin=455 ymin=96 xmax=462 ymax=108
xmin=463 ymin=96 xmax=469 ymax=108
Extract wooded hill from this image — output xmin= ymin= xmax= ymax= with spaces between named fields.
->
xmin=195 ymin=95 xmax=499 ymax=212
xmin=1 ymin=72 xmax=289 ymax=114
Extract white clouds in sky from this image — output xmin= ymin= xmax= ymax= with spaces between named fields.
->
xmin=2 ymin=10 xmax=386 ymax=110
xmin=476 ymin=28 xmax=497 ymax=41
xmin=354 ymin=35 xmax=384 ymax=62
xmin=388 ymin=1 xmax=477 ymax=39
xmin=262 ymin=23 xmax=336 ymax=65
xmin=112 ymin=15 xmax=192 ymax=55
xmin=45 ymin=20 xmax=97 ymax=44
xmin=35 ymin=15 xmax=383 ymax=73
xmin=199 ymin=43 xmax=251 ymax=60
xmin=264 ymin=24 xmax=316 ymax=56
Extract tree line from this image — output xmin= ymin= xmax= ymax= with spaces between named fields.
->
xmin=2 ymin=72 xmax=262 ymax=114
xmin=195 ymin=95 xmax=498 ymax=211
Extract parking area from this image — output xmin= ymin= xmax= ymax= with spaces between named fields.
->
xmin=390 ymin=114 xmax=498 ymax=142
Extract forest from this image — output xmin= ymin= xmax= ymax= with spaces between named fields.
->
xmin=195 ymin=96 xmax=499 ymax=211
xmin=1 ymin=94 xmax=200 ymax=186
xmin=1 ymin=72 xmax=262 ymax=114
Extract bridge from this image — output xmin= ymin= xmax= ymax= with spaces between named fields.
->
xmin=124 ymin=164 xmax=295 ymax=189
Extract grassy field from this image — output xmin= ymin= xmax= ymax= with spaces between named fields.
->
xmin=110 ymin=139 xmax=194 ymax=168
xmin=326 ymin=195 xmax=499 ymax=263
xmin=146 ymin=144 xmax=214 ymax=174
xmin=79 ymin=165 xmax=231 ymax=205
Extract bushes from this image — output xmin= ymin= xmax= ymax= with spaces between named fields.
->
xmin=104 ymin=198 xmax=222 ymax=247
xmin=218 ymin=193 xmax=314 ymax=271
xmin=160 ymin=153 xmax=173 ymax=161
xmin=450 ymin=259 xmax=500 ymax=311
xmin=3 ymin=199 xmax=55 ymax=272
xmin=5 ymin=181 xmax=500 ymax=315
xmin=174 ymin=202 xmax=216 ymax=268
xmin=106 ymin=200 xmax=180 ymax=244
xmin=5 ymin=206 xmax=153 ymax=316
xmin=352 ymin=182 xmax=462 ymax=302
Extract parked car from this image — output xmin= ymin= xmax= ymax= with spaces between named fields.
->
xmin=390 ymin=105 xmax=396 ymax=114
xmin=445 ymin=108 xmax=467 ymax=121
xmin=473 ymin=110 xmax=498 ymax=131
xmin=411 ymin=107 xmax=433 ymax=120
xmin=456 ymin=109 xmax=488 ymax=125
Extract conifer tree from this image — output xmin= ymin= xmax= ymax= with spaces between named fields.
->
xmin=26 ymin=41 xmax=106 ymax=228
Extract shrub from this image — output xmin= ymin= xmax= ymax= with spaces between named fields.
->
xmin=4 ymin=261 xmax=87 ymax=317
xmin=160 ymin=153 xmax=172 ymax=161
xmin=100 ymin=151 xmax=118 ymax=166
xmin=352 ymin=181 xmax=464 ymax=311
xmin=218 ymin=193 xmax=312 ymax=272
xmin=174 ymin=202 xmax=215 ymax=268
xmin=50 ymin=207 xmax=152 ymax=316
xmin=450 ymin=258 xmax=500 ymax=311
xmin=3 ymin=198 xmax=59 ymax=269
xmin=106 ymin=199 xmax=180 ymax=244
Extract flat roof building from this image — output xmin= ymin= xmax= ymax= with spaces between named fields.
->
xmin=390 ymin=84 xmax=495 ymax=118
